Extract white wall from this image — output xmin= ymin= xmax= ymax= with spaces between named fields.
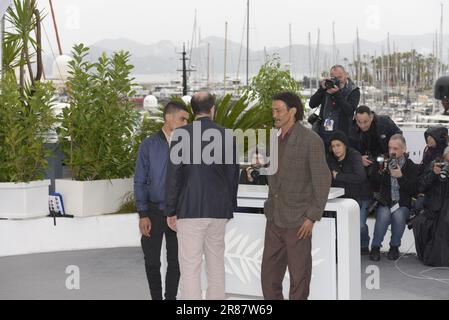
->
xmin=0 ymin=214 xmax=141 ymax=257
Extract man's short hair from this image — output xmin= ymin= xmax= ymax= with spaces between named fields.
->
xmin=191 ymin=92 xmax=216 ymax=115
xmin=163 ymin=100 xmax=189 ymax=120
xmin=330 ymin=64 xmax=346 ymax=72
xmin=389 ymin=133 xmax=407 ymax=148
xmin=272 ymin=91 xmax=304 ymax=122
xmin=355 ymin=105 xmax=372 ymax=116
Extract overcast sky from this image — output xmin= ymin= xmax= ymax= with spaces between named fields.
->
xmin=36 ymin=0 xmax=446 ymax=53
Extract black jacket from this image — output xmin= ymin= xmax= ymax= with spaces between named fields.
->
xmin=349 ymin=113 xmax=402 ymax=157
xmin=414 ymin=168 xmax=449 ymax=266
xmin=370 ymin=157 xmax=418 ymax=209
xmin=164 ymin=117 xmax=240 ymax=219
xmin=309 ymin=79 xmax=360 ymax=138
xmin=418 ymin=167 xmax=449 ymax=213
xmin=327 ymin=147 xmax=367 ymax=203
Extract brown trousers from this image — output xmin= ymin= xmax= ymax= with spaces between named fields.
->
xmin=261 ymin=221 xmax=312 ymax=300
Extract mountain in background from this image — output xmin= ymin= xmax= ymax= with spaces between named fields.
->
xmin=43 ymin=33 xmax=449 ymax=81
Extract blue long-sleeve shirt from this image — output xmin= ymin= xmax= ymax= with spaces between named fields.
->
xmin=134 ymin=130 xmax=169 ymax=217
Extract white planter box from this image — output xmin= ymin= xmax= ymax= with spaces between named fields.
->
xmin=0 ymin=180 xmax=50 ymax=219
xmin=55 ymin=178 xmax=133 ymax=217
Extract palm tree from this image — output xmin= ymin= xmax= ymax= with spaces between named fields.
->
xmin=3 ymin=0 xmax=43 ymax=92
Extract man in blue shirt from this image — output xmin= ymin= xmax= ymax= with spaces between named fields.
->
xmin=134 ymin=101 xmax=189 ymax=300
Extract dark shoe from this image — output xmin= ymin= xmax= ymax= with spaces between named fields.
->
xmin=369 ymin=246 xmax=381 ymax=261
xmin=361 ymin=247 xmax=370 ymax=255
xmin=387 ymin=246 xmax=400 ymax=260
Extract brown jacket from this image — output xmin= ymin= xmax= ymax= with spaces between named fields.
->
xmin=264 ymin=122 xmax=331 ymax=229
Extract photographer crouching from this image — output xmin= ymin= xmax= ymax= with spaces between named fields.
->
xmin=369 ymin=134 xmax=419 ymax=261
xmin=412 ymin=146 xmax=449 ymax=266
xmin=236 ymin=148 xmax=268 ymax=214
xmin=308 ymin=65 xmax=360 ymax=148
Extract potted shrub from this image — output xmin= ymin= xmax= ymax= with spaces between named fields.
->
xmin=0 ymin=0 xmax=55 ymax=219
xmin=56 ymin=44 xmax=139 ymax=217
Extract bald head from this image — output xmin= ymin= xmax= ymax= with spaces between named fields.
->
xmin=191 ymin=91 xmax=216 ymax=116
xmin=330 ymin=64 xmax=348 ymax=87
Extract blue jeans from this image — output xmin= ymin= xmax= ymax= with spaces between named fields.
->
xmin=372 ymin=206 xmax=410 ymax=248
xmin=360 ymin=200 xmax=371 ymax=249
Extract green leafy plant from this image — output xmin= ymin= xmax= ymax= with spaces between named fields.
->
xmin=114 ymin=191 xmax=137 ymax=214
xmin=132 ymin=110 xmax=165 ymax=161
xmin=58 ymin=44 xmax=139 ymax=181
xmin=3 ymin=0 xmax=44 ymax=87
xmin=0 ymin=73 xmax=56 ymax=182
xmin=0 ymin=1 xmax=55 ymax=183
xmin=246 ymin=54 xmax=301 ymax=107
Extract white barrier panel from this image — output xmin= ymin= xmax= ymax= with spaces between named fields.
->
xmin=1 ymin=186 xmax=362 ymax=299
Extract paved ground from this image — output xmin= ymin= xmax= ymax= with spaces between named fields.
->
xmin=0 ymin=247 xmax=448 ymax=300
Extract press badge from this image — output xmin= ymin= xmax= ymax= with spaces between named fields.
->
xmin=324 ymin=119 xmax=334 ymax=131
xmin=390 ymin=202 xmax=400 ymax=213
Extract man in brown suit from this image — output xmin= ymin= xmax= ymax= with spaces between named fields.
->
xmin=261 ymin=92 xmax=331 ymax=300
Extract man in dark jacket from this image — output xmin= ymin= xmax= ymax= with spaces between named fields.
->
xmin=369 ymin=134 xmax=418 ymax=261
xmin=165 ymin=92 xmax=240 ymax=300
xmin=134 ymin=101 xmax=189 ymax=300
xmin=350 ymin=105 xmax=402 ymax=169
xmin=326 ymin=131 xmax=370 ymax=253
xmin=309 ymin=65 xmax=360 ymax=148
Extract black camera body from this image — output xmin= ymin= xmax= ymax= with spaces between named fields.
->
xmin=324 ymin=77 xmax=341 ymax=90
xmin=388 ymin=153 xmax=398 ymax=170
xmin=433 ymin=161 xmax=449 ymax=180
xmin=366 ymin=153 xmax=386 ymax=165
xmin=307 ymin=113 xmax=323 ymax=126
xmin=406 ymin=208 xmax=424 ymax=230
xmin=367 ymin=192 xmax=388 ymax=214
xmin=250 ymin=166 xmax=269 ymax=180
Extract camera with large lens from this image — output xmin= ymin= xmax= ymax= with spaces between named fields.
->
xmin=250 ymin=165 xmax=269 ymax=180
xmin=366 ymin=153 xmax=385 ymax=166
xmin=406 ymin=208 xmax=424 ymax=230
xmin=324 ymin=77 xmax=341 ymax=90
xmin=433 ymin=161 xmax=449 ymax=180
xmin=367 ymin=192 xmax=388 ymax=214
xmin=388 ymin=153 xmax=398 ymax=170
xmin=307 ymin=112 xmax=323 ymax=126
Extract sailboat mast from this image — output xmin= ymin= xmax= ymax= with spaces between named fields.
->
xmin=207 ymin=42 xmax=210 ymax=87
xmin=246 ymin=0 xmax=250 ymax=86
xmin=315 ymin=29 xmax=320 ymax=90
xmin=332 ymin=21 xmax=336 ymax=65
xmin=49 ymin=0 xmax=63 ymax=55
xmin=386 ymin=33 xmax=391 ymax=107
xmin=289 ymin=23 xmax=292 ymax=67
xmin=224 ymin=21 xmax=228 ymax=90
xmin=308 ymin=31 xmax=312 ymax=96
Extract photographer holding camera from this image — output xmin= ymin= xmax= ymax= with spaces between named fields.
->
xmin=239 ymin=148 xmax=269 ymax=186
xmin=369 ymin=134 xmax=418 ymax=261
xmin=350 ymin=106 xmax=402 ymax=170
xmin=326 ymin=131 xmax=371 ymax=254
xmin=308 ymin=65 xmax=360 ymax=148
xmin=237 ymin=149 xmax=268 ymax=214
xmin=413 ymin=146 xmax=449 ymax=266
xmin=415 ymin=126 xmax=449 ymax=210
